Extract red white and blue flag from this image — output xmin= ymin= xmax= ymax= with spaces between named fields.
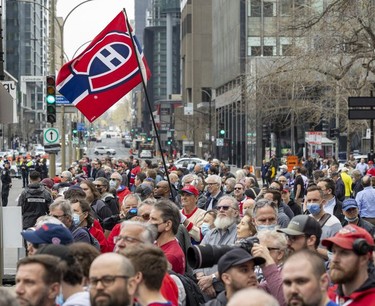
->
xmin=56 ymin=10 xmax=151 ymax=122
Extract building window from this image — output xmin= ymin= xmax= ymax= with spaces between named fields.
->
xmin=263 ymin=46 xmax=274 ymax=56
xmin=250 ymin=0 xmax=261 ymax=17
xmin=251 ymin=46 xmax=262 ymax=56
xmin=263 ymin=1 xmax=274 ymax=17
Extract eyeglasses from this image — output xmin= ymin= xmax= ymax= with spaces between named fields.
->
xmin=207 ymin=183 xmax=219 ymax=186
xmin=234 ymin=187 xmax=243 ymax=190
xmin=50 ymin=214 xmax=66 ymax=220
xmin=110 ymin=178 xmax=119 ymax=181
xmin=94 ymin=184 xmax=104 ymax=188
xmin=89 ymin=275 xmax=130 ymax=288
xmin=113 ymin=235 xmax=143 ymax=244
xmin=217 ymin=205 xmax=232 ymax=211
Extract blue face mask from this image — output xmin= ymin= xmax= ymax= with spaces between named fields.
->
xmin=307 ymin=203 xmax=321 ymax=215
xmin=72 ymin=213 xmax=81 ymax=226
xmin=55 ymin=286 xmax=64 ymax=306
xmin=256 ymin=224 xmax=277 ymax=232
xmin=201 ymin=223 xmax=211 ymax=236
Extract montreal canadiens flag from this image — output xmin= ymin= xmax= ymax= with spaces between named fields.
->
xmin=56 ymin=10 xmax=151 ymax=122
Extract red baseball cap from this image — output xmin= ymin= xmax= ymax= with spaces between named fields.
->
xmin=368 ymin=161 xmax=374 ymax=165
xmin=180 ymin=185 xmax=199 ymax=196
xmin=322 ymin=224 xmax=374 ymax=252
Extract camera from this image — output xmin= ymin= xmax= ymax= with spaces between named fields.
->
xmin=187 ymin=237 xmax=259 ymax=269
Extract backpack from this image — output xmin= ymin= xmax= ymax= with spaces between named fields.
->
xmin=72 ymin=226 xmax=100 ymax=251
xmin=169 ymin=271 xmax=205 ymax=306
xmin=91 ymin=199 xmax=106 ymax=224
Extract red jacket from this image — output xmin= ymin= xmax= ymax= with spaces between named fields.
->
xmin=89 ymin=225 xmax=111 ymax=253
xmin=117 ymin=186 xmax=131 ymax=205
xmin=106 ymin=223 xmax=121 ymax=252
xmin=328 ymin=278 xmax=375 ymax=305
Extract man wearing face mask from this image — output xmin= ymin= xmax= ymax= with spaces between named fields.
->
xmin=49 ymin=199 xmax=91 ymax=244
xmin=304 ymin=186 xmax=342 ymax=258
xmin=341 ymin=198 xmax=375 ymax=236
xmin=252 ymin=199 xmax=278 ymax=232
xmin=110 ymin=172 xmax=131 ymax=204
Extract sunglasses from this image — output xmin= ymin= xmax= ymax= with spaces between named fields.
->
xmin=234 ymin=187 xmax=243 ymax=190
xmin=217 ymin=205 xmax=232 ymax=211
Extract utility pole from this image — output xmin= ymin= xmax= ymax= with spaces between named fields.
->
xmin=49 ymin=0 xmax=56 ymax=178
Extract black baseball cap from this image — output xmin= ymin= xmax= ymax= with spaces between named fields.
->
xmin=218 ymin=248 xmax=265 ymax=277
xmin=277 ymin=215 xmax=322 ymax=239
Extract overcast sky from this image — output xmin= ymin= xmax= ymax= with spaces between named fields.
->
xmin=56 ymin=0 xmax=134 ymax=60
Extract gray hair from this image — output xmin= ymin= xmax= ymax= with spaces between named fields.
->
xmin=257 ymin=229 xmax=288 ymax=251
xmin=61 ymin=171 xmax=72 ymax=181
xmin=111 ymin=171 xmax=123 ymax=181
xmin=35 ymin=215 xmax=65 ymax=227
xmin=181 ymin=173 xmax=199 ymax=186
xmin=253 ymin=199 xmax=278 ymax=218
xmin=217 ymin=195 xmax=239 ymax=210
xmin=0 ymin=288 xmax=19 ymax=306
xmin=49 ymin=199 xmax=73 ymax=217
xmin=205 ymin=174 xmax=221 ymax=184
xmin=122 ymin=193 xmax=142 ymax=207
xmin=120 ymin=220 xmax=157 ymax=243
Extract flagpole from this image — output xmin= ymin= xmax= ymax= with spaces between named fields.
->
xmin=122 ymin=9 xmax=176 ymax=203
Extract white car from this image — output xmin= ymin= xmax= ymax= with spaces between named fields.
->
xmin=140 ymin=150 xmax=153 ymax=158
xmin=174 ymin=157 xmax=208 ymax=170
xmin=94 ymin=146 xmax=116 ymax=155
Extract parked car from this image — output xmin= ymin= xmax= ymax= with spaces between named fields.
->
xmin=174 ymin=157 xmax=208 ymax=170
xmin=94 ymin=146 xmax=116 ymax=155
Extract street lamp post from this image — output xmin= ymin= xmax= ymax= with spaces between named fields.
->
xmin=201 ymin=89 xmax=213 ymax=155
xmin=18 ymin=0 xmax=94 ymax=172
xmin=56 ymin=0 xmax=94 ymax=171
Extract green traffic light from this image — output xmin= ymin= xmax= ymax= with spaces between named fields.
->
xmin=220 ymin=129 xmax=225 ymax=135
xmin=73 ymin=130 xmax=78 ymax=134
xmin=46 ymin=95 xmax=56 ymax=104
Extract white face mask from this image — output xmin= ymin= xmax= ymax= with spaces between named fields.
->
xmin=109 ymin=179 xmax=117 ymax=189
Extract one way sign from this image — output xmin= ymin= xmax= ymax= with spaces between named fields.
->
xmin=43 ymin=128 xmax=59 ymax=145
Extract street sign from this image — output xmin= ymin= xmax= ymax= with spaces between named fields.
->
xmin=305 ymin=131 xmax=324 ymax=145
xmin=77 ymin=123 xmax=85 ymax=131
xmin=216 ymin=138 xmax=224 ymax=146
xmin=348 ymin=97 xmax=375 ymax=107
xmin=348 ymin=109 xmax=375 ymax=120
xmin=43 ymin=128 xmax=59 ymax=145
xmin=56 ymin=95 xmax=72 ymax=105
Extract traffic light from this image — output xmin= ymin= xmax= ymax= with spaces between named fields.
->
xmin=321 ymin=119 xmax=329 ymax=131
xmin=72 ymin=122 xmax=78 ymax=135
xmin=329 ymin=128 xmax=339 ymax=138
xmin=219 ymin=129 xmax=225 ymax=136
xmin=46 ymin=75 xmax=56 ymax=123
xmin=167 ymin=137 xmax=172 ymax=145
xmin=262 ymin=124 xmax=269 ymax=141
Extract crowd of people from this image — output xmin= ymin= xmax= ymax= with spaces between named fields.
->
xmin=1 ymin=153 xmax=375 ymax=306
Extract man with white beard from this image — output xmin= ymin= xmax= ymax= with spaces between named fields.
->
xmin=194 ymin=196 xmax=239 ymax=299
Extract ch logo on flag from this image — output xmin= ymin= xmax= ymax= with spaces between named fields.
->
xmin=57 ymin=11 xmax=151 ymax=122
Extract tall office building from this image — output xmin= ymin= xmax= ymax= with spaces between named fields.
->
xmin=5 ymin=0 xmax=49 ymax=144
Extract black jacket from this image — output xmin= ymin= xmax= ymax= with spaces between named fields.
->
xmin=204 ymin=191 xmax=224 ymax=210
xmin=18 ymin=183 xmax=52 ymax=229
